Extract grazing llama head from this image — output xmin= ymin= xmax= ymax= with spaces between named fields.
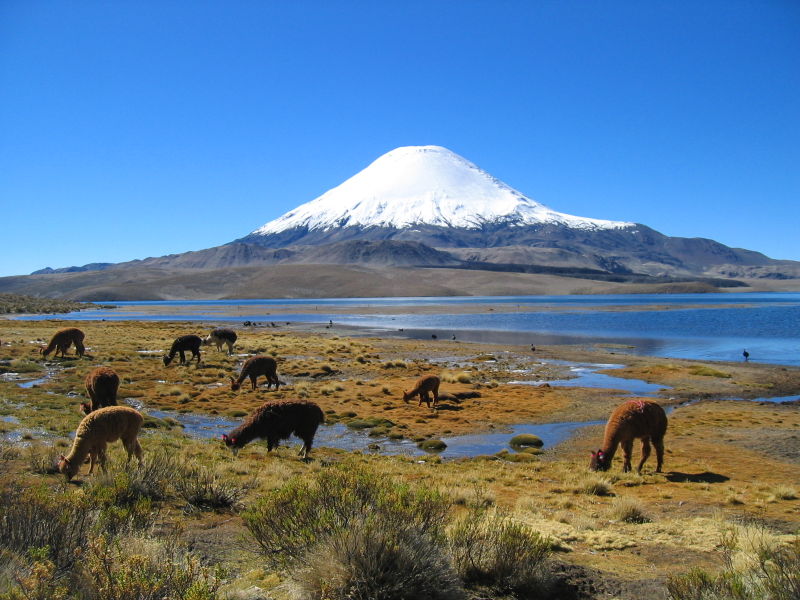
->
xmin=589 ymin=449 xmax=610 ymax=472
xmin=57 ymin=455 xmax=78 ymax=480
xmin=221 ymin=433 xmax=241 ymax=455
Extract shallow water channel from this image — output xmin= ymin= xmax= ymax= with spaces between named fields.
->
xmin=5 ymin=361 xmax=798 ymax=458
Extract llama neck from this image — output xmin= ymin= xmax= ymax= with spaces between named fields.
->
xmin=600 ymin=431 xmax=620 ymax=463
xmin=65 ymin=435 xmax=93 ymax=466
xmin=228 ymin=421 xmax=259 ymax=447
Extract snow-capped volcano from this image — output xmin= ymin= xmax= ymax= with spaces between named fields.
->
xmin=251 ymin=145 xmax=633 ymax=235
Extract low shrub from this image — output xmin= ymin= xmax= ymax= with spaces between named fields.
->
xmin=668 ymin=536 xmax=800 ymax=600
xmin=241 ymin=462 xmax=451 ymax=572
xmin=90 ymin=449 xmax=178 ymax=506
xmin=0 ymin=487 xmax=95 ymax=572
xmin=81 ymin=534 xmax=223 ymax=600
xmin=609 ymin=496 xmax=650 ymax=523
xmin=290 ymin=518 xmax=465 ymax=600
xmin=449 ymin=510 xmax=553 ymax=597
xmin=576 ymin=475 xmax=613 ymax=496
xmin=174 ymin=465 xmax=250 ymax=511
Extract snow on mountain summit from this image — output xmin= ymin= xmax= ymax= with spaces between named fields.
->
xmin=252 ymin=145 xmax=633 ymax=235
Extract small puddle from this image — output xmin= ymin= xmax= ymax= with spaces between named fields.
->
xmin=17 ymin=376 xmax=51 ymax=389
xmin=511 ymin=360 xmax=667 ymax=397
xmin=739 ymin=394 xmax=800 ymax=404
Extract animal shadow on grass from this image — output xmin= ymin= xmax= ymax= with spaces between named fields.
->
xmin=665 ymin=471 xmax=730 ymax=484
xmin=433 ymin=402 xmax=463 ymax=412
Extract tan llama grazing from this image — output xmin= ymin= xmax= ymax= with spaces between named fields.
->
xmin=402 ymin=374 xmax=441 ymax=409
xmin=230 ymin=356 xmax=281 ymax=391
xmin=202 ymin=328 xmax=238 ymax=355
xmin=80 ymin=366 xmax=120 ymax=415
xmin=590 ymin=399 xmax=668 ymax=474
xmin=40 ymin=327 xmax=85 ymax=358
xmin=58 ymin=406 xmax=144 ymax=481
xmin=222 ymin=400 xmax=324 ymax=459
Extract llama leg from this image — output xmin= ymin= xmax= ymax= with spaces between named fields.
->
xmin=250 ymin=374 xmax=258 ymax=390
xmin=98 ymin=447 xmax=108 ymax=473
xmin=621 ymin=439 xmax=634 ymax=472
xmin=194 ymin=350 xmax=201 ymax=364
xmin=653 ymin=437 xmax=665 ymax=472
xmin=299 ymin=435 xmax=312 ymax=459
xmin=179 ymin=350 xmax=186 ymax=364
xmin=637 ymin=438 xmax=652 ymax=474
xmin=432 ymin=388 xmax=439 ymax=409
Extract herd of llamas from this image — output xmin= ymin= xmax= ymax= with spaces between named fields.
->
xmin=33 ymin=326 xmax=667 ymax=481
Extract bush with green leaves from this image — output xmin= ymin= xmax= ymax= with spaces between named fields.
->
xmin=449 ymin=510 xmax=553 ymax=597
xmin=242 ymin=463 xmax=451 ymax=572
xmin=290 ymin=518 xmax=465 ymax=600
xmin=668 ymin=533 xmax=800 ymax=600
xmin=89 ymin=449 xmax=178 ymax=506
xmin=0 ymin=486 xmax=95 ymax=573
xmin=81 ymin=534 xmax=222 ymax=600
xmin=173 ymin=465 xmax=250 ymax=511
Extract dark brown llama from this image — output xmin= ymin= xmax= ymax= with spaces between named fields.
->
xmin=222 ymin=400 xmax=324 ymax=459
xmin=402 ymin=374 xmax=440 ymax=409
xmin=40 ymin=327 xmax=85 ymax=358
xmin=163 ymin=335 xmax=202 ymax=366
xmin=230 ymin=356 xmax=281 ymax=391
xmin=81 ymin=366 xmax=120 ymax=415
xmin=590 ymin=399 xmax=668 ymax=474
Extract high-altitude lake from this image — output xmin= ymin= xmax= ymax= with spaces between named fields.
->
xmin=20 ymin=292 xmax=800 ymax=366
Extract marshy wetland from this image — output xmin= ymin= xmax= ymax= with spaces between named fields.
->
xmin=1 ymin=318 xmax=799 ymax=599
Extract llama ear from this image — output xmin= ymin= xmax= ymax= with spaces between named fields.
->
xmin=221 ymin=434 xmax=228 ymax=442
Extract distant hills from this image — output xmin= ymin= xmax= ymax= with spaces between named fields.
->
xmin=4 ymin=145 xmax=799 ymax=300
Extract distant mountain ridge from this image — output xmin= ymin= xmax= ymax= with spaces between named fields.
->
xmin=7 ymin=144 xmax=799 ymax=300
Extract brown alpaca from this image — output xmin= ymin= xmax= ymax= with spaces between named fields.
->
xmin=81 ymin=366 xmax=120 ymax=415
xmin=40 ymin=327 xmax=85 ymax=358
xmin=590 ymin=400 xmax=668 ymax=474
xmin=230 ymin=356 xmax=281 ymax=391
xmin=58 ymin=406 xmax=144 ymax=481
xmin=402 ymin=374 xmax=440 ymax=409
xmin=222 ymin=400 xmax=324 ymax=459
xmin=202 ymin=328 xmax=237 ymax=355
xmin=163 ymin=334 xmax=202 ymax=366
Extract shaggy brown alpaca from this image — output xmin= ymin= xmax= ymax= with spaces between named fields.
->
xmin=58 ymin=406 xmax=144 ymax=481
xmin=590 ymin=399 xmax=668 ymax=474
xmin=402 ymin=374 xmax=441 ymax=409
xmin=81 ymin=366 xmax=120 ymax=415
xmin=163 ymin=334 xmax=202 ymax=366
xmin=222 ymin=400 xmax=324 ymax=459
xmin=202 ymin=328 xmax=238 ymax=355
xmin=40 ymin=327 xmax=85 ymax=358
xmin=230 ymin=356 xmax=281 ymax=391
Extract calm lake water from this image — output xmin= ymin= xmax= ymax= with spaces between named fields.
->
xmin=22 ymin=292 xmax=800 ymax=366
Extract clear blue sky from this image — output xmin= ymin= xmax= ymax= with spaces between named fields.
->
xmin=1 ymin=1 xmax=798 ymax=278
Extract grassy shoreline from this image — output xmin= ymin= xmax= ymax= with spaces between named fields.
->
xmin=1 ymin=319 xmax=799 ymax=599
